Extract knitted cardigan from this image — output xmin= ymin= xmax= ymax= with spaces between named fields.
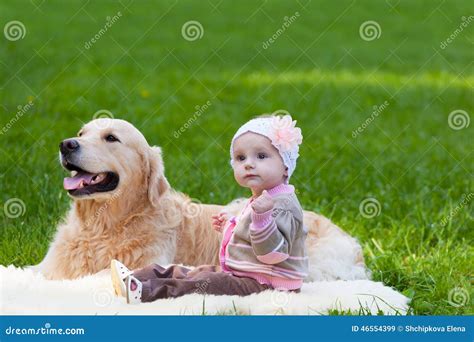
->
xmin=219 ymin=183 xmax=308 ymax=290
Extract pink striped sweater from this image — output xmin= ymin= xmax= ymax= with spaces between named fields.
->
xmin=219 ymin=183 xmax=308 ymax=290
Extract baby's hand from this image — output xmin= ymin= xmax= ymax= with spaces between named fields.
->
xmin=251 ymin=190 xmax=274 ymax=213
xmin=211 ymin=212 xmax=228 ymax=232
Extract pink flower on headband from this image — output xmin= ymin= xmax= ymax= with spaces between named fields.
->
xmin=268 ymin=115 xmax=303 ymax=152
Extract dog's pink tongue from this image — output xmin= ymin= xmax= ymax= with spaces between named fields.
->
xmin=63 ymin=172 xmax=95 ymax=190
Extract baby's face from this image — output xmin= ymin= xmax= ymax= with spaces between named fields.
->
xmin=232 ymin=132 xmax=288 ymax=196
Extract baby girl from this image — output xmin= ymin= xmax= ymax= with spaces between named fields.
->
xmin=111 ymin=114 xmax=308 ymax=303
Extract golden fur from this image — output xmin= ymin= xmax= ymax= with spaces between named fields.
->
xmin=34 ymin=119 xmax=367 ymax=281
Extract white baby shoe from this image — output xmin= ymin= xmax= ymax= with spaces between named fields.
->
xmin=126 ymin=275 xmax=143 ymax=304
xmin=110 ymin=259 xmax=132 ymax=297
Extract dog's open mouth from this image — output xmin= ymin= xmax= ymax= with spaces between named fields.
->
xmin=62 ymin=162 xmax=119 ymax=196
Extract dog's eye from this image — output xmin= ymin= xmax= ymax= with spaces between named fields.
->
xmin=105 ymin=134 xmax=120 ymax=143
xmin=78 ymin=131 xmax=83 ymax=137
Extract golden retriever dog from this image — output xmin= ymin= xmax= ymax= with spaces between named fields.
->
xmin=33 ymin=118 xmax=368 ymax=281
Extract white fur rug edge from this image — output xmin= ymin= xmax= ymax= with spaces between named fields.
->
xmin=0 ymin=265 xmax=409 ymax=315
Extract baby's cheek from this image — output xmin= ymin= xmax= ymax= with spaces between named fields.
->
xmin=234 ymin=169 xmax=245 ymax=184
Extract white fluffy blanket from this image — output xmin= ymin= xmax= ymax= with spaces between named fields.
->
xmin=0 ymin=265 xmax=409 ymax=315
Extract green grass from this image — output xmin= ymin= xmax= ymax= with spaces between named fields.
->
xmin=0 ymin=0 xmax=472 ymax=315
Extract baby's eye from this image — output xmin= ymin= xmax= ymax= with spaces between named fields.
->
xmin=257 ymin=153 xmax=267 ymax=159
xmin=236 ymin=155 xmax=246 ymax=161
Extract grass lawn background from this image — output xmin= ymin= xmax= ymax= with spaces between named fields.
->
xmin=0 ymin=0 xmax=472 ymax=315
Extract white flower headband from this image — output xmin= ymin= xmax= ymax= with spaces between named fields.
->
xmin=230 ymin=114 xmax=303 ymax=182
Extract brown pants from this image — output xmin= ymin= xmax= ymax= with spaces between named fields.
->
xmin=132 ymin=264 xmax=271 ymax=302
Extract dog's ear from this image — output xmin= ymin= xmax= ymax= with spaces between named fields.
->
xmin=147 ymin=146 xmax=170 ymax=206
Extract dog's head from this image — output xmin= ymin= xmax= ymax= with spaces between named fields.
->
xmin=59 ymin=118 xmax=169 ymax=204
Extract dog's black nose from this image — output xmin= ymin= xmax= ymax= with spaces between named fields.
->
xmin=60 ymin=139 xmax=80 ymax=154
